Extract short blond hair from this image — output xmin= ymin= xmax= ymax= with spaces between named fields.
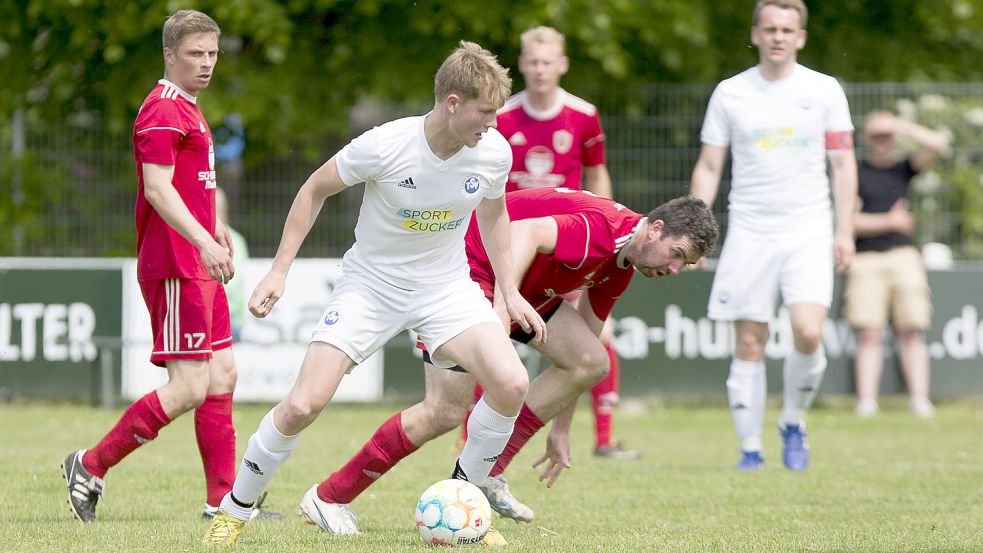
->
xmin=520 ymin=26 xmax=566 ymax=56
xmin=163 ymin=10 xmax=220 ymax=50
xmin=434 ymin=41 xmax=512 ymax=108
xmin=752 ymin=0 xmax=808 ymax=29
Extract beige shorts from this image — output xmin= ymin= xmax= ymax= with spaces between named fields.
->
xmin=843 ymin=246 xmax=932 ymax=330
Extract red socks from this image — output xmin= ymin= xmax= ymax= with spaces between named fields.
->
xmin=591 ymin=342 xmax=620 ymax=448
xmin=317 ymin=412 xmax=418 ymax=504
xmin=489 ymin=403 xmax=545 ymax=477
xmin=83 ymin=391 xmax=171 ymax=478
xmin=195 ymin=393 xmax=236 ymax=506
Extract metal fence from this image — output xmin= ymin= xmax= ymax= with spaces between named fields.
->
xmin=8 ymin=82 xmax=983 ymax=258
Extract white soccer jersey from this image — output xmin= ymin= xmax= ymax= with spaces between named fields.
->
xmin=336 ymin=115 xmax=511 ymax=289
xmin=700 ymin=64 xmax=853 ymax=230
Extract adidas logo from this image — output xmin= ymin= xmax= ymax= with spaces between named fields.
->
xmin=363 ymin=469 xmax=383 ymax=480
xmin=732 ymin=403 xmax=748 ymax=410
xmin=482 ymin=455 xmax=500 ymax=463
xmin=244 ymin=459 xmax=264 ymax=475
xmin=397 ymin=177 xmax=416 ymax=189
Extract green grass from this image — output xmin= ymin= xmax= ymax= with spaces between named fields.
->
xmin=3 ymin=397 xmax=982 ymax=552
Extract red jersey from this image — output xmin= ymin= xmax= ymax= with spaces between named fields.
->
xmin=466 ymin=187 xmax=642 ymax=321
xmin=496 ymin=89 xmax=606 ymax=193
xmin=133 ymin=80 xmax=217 ymax=282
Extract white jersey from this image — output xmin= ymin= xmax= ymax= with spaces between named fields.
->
xmin=336 ymin=114 xmax=511 ymax=289
xmin=700 ymin=64 xmax=853 ymax=230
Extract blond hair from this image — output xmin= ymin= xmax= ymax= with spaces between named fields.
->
xmin=752 ymin=0 xmax=808 ymax=28
xmin=163 ymin=10 xmax=220 ymax=50
xmin=434 ymin=41 xmax=512 ymax=108
xmin=520 ymin=26 xmax=566 ymax=56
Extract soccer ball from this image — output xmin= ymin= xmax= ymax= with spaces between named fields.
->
xmin=415 ymin=479 xmax=492 ymax=546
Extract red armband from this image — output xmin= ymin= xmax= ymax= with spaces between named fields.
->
xmin=825 ymin=130 xmax=854 ymax=151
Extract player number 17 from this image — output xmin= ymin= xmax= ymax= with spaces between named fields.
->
xmin=184 ymin=332 xmax=206 ymax=349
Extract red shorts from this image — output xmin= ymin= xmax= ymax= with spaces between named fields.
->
xmin=140 ymin=278 xmax=232 ymax=367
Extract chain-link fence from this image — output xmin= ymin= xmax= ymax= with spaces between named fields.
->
xmin=7 ymin=82 xmax=983 ymax=258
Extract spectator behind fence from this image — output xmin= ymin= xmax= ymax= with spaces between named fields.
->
xmin=845 ymin=111 xmax=950 ymax=418
xmin=215 ymin=187 xmax=250 ymax=342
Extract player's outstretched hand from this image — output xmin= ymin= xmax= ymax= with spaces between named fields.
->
xmin=249 ymin=270 xmax=286 ymax=318
xmin=834 ymin=231 xmax=855 ymax=273
xmin=532 ymin=429 xmax=571 ymax=488
xmin=503 ymin=288 xmax=547 ymax=343
xmin=198 ymin=237 xmax=234 ymax=284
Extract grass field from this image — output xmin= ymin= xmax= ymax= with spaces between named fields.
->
xmin=3 ymin=397 xmax=982 ymax=552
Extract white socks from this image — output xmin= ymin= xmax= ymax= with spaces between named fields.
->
xmin=780 ymin=347 xmax=827 ymax=427
xmin=457 ymin=396 xmax=517 ymax=484
xmin=726 ymin=359 xmax=766 ymax=452
xmin=221 ymin=409 xmax=301 ymax=521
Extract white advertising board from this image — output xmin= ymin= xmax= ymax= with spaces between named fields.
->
xmin=121 ymin=258 xmax=383 ymax=402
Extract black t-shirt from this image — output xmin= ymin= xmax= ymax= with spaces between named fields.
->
xmin=856 ymin=157 xmax=918 ymax=253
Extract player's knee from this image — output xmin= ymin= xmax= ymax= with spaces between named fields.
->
xmin=735 ymin=334 xmax=766 ymax=360
xmin=278 ymin=397 xmax=323 ymax=428
xmin=792 ymin=325 xmax=823 ymax=353
xmin=179 ymin=385 xmax=209 ymax=412
xmin=497 ymin=372 xmax=529 ymax=406
xmin=584 ymin=347 xmax=610 ymax=384
xmin=212 ymin=365 xmax=237 ymax=391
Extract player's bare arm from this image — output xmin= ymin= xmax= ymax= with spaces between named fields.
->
xmin=250 ymin=155 xmax=349 ymax=318
xmin=142 ymin=162 xmax=233 ymax=283
xmin=475 ymin=196 xmax=548 ymax=343
xmin=583 ymin=164 xmax=613 ymax=199
xmin=490 ymin=217 xmax=560 ymax=327
xmin=827 ymin=135 xmax=858 ymax=273
xmin=689 ymin=143 xmax=728 ymax=268
xmin=689 ymin=143 xmax=728 ymax=207
xmin=214 ymin=216 xmax=234 ymax=260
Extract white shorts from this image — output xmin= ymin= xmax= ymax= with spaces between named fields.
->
xmin=310 ymin=265 xmax=500 ymax=369
xmin=707 ymin=223 xmax=833 ymax=322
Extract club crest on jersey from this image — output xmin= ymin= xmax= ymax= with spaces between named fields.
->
xmin=324 ymin=309 xmax=340 ymax=325
xmin=553 ymin=130 xmax=573 ymax=154
xmin=463 ymin=174 xmax=480 ymax=194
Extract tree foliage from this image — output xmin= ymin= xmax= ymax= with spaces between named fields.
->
xmin=4 ymin=0 xmax=983 ymax=256
xmin=4 ymin=0 xmax=983 ymax=157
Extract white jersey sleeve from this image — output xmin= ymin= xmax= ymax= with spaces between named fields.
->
xmin=336 ymin=127 xmax=382 ymax=186
xmin=484 ymin=134 xmax=511 ymax=199
xmin=823 ymin=77 xmax=854 ymax=133
xmin=700 ymin=85 xmax=731 ymax=147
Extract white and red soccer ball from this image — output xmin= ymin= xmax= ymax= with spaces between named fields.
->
xmin=415 ymin=479 xmax=492 ymax=547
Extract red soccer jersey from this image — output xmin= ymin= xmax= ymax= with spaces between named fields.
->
xmin=496 ymin=89 xmax=606 ymax=193
xmin=133 ymin=80 xmax=217 ymax=282
xmin=466 ymin=187 xmax=642 ymax=321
